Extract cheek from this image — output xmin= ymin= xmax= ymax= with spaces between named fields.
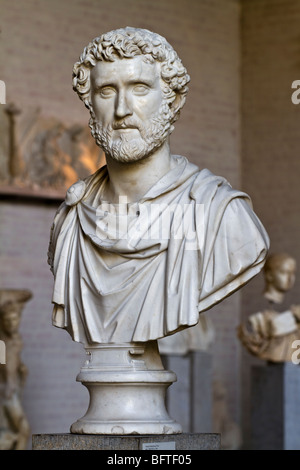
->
xmin=289 ymin=274 xmax=296 ymax=284
xmin=272 ymin=274 xmax=283 ymax=286
xmin=92 ymin=98 xmax=114 ymax=124
xmin=277 ymin=274 xmax=290 ymax=287
xmin=135 ymin=93 xmax=163 ymax=117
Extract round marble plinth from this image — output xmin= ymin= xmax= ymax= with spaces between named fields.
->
xmin=70 ymin=342 xmax=182 ymax=435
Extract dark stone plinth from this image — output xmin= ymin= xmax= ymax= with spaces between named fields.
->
xmin=251 ymin=362 xmax=300 ymax=450
xmin=32 ymin=433 xmax=220 ymax=450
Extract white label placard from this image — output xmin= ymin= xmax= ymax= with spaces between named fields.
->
xmin=142 ymin=441 xmax=176 ymax=450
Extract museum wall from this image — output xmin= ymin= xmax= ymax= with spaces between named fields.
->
xmin=0 ymin=0 xmax=243 ymax=446
xmin=240 ymin=0 xmax=300 ymax=448
xmin=0 ymin=200 xmax=89 ymax=436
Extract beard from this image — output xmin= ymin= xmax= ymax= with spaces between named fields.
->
xmin=89 ymin=101 xmax=174 ymax=163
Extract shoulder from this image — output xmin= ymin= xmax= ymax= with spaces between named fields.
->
xmin=190 ymin=167 xmax=251 ymax=206
xmin=65 ymin=179 xmax=87 ymax=206
xmin=190 ymin=168 xmax=254 ymax=231
xmin=64 ymin=165 xmax=108 ymax=207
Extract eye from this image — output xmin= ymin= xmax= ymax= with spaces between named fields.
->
xmin=98 ymin=86 xmax=116 ymax=98
xmin=132 ymin=84 xmax=150 ymax=96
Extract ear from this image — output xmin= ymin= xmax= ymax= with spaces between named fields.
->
xmin=170 ymin=93 xmax=185 ymax=116
xmin=265 ymin=271 xmax=274 ymax=284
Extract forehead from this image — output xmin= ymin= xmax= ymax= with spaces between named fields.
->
xmin=91 ymin=56 xmax=161 ymax=86
xmin=272 ymin=258 xmax=296 ymax=272
xmin=280 ymin=259 xmax=296 ymax=271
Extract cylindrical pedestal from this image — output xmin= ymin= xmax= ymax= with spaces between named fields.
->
xmin=70 ymin=341 xmax=182 ymax=435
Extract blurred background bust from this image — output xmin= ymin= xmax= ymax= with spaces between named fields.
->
xmin=237 ymin=253 xmax=300 ymax=363
xmin=263 ymin=253 xmax=297 ymax=305
xmin=0 ymin=289 xmax=32 ymax=450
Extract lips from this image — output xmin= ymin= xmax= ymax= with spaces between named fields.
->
xmin=112 ymin=122 xmax=139 ymax=130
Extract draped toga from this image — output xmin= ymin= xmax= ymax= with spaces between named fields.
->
xmin=47 ymin=155 xmax=269 ymax=345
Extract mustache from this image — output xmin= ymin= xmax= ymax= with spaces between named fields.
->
xmin=112 ymin=119 xmax=141 ymax=130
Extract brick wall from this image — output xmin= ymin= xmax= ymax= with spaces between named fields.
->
xmin=241 ymin=0 xmax=300 ymax=448
xmin=0 ymin=0 xmax=242 ymax=445
xmin=0 ymin=200 xmax=88 ymax=438
xmin=1 ymin=0 xmax=241 ymax=186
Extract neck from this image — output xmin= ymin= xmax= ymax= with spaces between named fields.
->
xmin=263 ymin=285 xmax=285 ymax=304
xmin=103 ymin=140 xmax=172 ymax=203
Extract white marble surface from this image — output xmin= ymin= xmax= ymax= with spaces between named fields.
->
xmin=70 ymin=341 xmax=182 ymax=435
xmin=48 ymin=27 xmax=270 ymax=434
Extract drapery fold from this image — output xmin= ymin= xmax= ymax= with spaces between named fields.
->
xmin=48 ymin=155 xmax=269 ymax=345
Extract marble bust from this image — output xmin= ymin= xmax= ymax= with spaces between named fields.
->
xmin=48 ymin=27 xmax=269 ymax=346
xmin=263 ymin=253 xmax=296 ymax=305
xmin=238 ymin=253 xmax=300 ymax=362
xmin=47 ymin=27 xmax=269 ymax=434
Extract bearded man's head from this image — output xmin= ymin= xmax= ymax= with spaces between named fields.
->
xmin=72 ymin=28 xmax=190 ymax=162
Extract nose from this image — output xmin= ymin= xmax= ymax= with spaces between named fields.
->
xmin=115 ymin=90 xmax=132 ymax=119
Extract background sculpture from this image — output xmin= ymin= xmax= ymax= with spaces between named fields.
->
xmin=4 ymin=103 xmax=23 ymax=184
xmin=0 ymin=289 xmax=32 ymax=450
xmin=0 ymin=105 xmax=105 ymax=192
xmin=237 ymin=253 xmax=300 ymax=362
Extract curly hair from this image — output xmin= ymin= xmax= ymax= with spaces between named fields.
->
xmin=72 ymin=27 xmax=190 ymax=125
xmin=264 ymin=253 xmax=296 ymax=275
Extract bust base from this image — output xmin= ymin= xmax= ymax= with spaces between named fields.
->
xmin=70 ymin=341 xmax=182 ymax=435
